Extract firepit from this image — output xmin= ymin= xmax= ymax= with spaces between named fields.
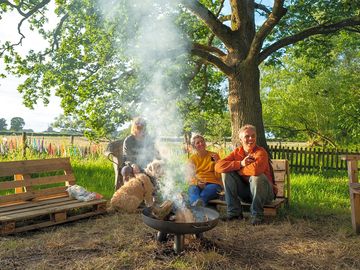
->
xmin=142 ymin=206 xmax=219 ymax=253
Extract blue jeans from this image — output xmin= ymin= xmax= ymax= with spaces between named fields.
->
xmin=222 ymin=172 xmax=274 ymax=218
xmin=188 ymin=184 xmax=222 ymax=205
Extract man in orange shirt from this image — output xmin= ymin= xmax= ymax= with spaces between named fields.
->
xmin=215 ymin=124 xmax=277 ymax=225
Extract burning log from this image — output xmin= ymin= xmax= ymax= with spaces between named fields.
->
xmin=150 ymin=199 xmax=209 ymax=223
xmin=151 ymin=200 xmax=174 ymax=220
xmin=174 ymin=207 xmax=195 ymax=223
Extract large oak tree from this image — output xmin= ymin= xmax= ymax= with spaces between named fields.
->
xmin=181 ymin=0 xmax=360 ymax=147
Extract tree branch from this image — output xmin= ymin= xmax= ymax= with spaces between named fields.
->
xmin=259 ymin=16 xmax=360 ymax=64
xmin=247 ymin=0 xmax=287 ymax=61
xmin=0 ymin=0 xmax=51 ymax=56
xmin=181 ymin=0 xmax=234 ymax=49
xmin=193 ymin=43 xmax=226 ymax=57
xmin=267 ymin=125 xmax=337 ymax=147
xmin=190 ymin=44 xmax=233 ymax=75
xmin=52 ymin=13 xmax=69 ymax=51
xmin=254 ymin=2 xmax=271 ymax=15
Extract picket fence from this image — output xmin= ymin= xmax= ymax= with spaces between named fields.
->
xmin=270 ymin=145 xmax=359 ymax=172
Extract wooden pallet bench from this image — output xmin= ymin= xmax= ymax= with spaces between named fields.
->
xmin=341 ymin=155 xmax=360 ymax=234
xmin=0 ymin=158 xmax=107 ymax=235
xmin=209 ymin=159 xmax=290 ymax=216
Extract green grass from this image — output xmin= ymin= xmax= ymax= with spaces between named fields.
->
xmin=0 ymin=153 xmax=351 ymax=220
xmin=286 ymin=171 xmax=350 ymax=220
xmin=70 ymin=156 xmax=115 ymax=199
xmin=71 ymin=158 xmax=352 ymax=222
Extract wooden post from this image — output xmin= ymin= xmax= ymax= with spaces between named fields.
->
xmin=22 ymin=132 xmax=27 ymax=158
xmin=341 ymin=155 xmax=360 ymax=234
xmin=70 ymin=135 xmax=74 ymax=145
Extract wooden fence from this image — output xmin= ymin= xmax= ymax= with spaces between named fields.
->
xmin=270 ymin=145 xmax=359 ymax=172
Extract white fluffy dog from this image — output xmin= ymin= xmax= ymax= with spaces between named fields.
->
xmin=109 ymin=159 xmax=164 ymax=213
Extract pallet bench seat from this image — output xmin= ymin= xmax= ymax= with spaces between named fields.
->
xmin=0 ymin=158 xmax=107 ymax=235
xmin=209 ymin=159 xmax=290 ymax=216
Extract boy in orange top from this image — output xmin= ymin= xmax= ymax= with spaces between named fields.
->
xmin=215 ymin=124 xmax=276 ymax=225
xmin=187 ymin=134 xmax=223 ymax=206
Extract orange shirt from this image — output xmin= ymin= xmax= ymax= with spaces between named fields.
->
xmin=188 ymin=151 xmax=222 ymax=186
xmin=214 ymin=146 xmax=273 ymax=184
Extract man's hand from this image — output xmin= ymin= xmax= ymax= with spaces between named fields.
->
xmin=241 ymin=154 xmax=256 ymax=167
xmin=210 ymin=153 xmax=220 ymax=162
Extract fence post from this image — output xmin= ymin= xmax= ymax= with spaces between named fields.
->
xmin=22 ymin=132 xmax=27 ymax=159
xmin=70 ymin=135 xmax=74 ymax=145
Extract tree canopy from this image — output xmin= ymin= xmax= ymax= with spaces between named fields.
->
xmin=10 ymin=117 xmax=25 ymax=131
xmin=0 ymin=118 xmax=7 ymax=130
xmin=261 ymin=32 xmax=360 ymax=147
xmin=1 ymin=1 xmax=359 ymax=145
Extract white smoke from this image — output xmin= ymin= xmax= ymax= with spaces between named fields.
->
xmin=98 ymin=0 xmax=191 ymax=207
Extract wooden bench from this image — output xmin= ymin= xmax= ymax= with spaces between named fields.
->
xmin=209 ymin=159 xmax=290 ymax=216
xmin=341 ymin=155 xmax=360 ymax=234
xmin=0 ymin=158 xmax=107 ymax=235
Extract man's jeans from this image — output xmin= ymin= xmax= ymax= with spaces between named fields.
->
xmin=222 ymin=172 xmax=274 ymax=218
xmin=188 ymin=184 xmax=222 ymax=205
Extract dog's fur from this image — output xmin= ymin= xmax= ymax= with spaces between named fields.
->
xmin=109 ymin=159 xmax=164 ymax=213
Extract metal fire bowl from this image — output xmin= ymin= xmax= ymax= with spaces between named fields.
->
xmin=142 ymin=206 xmax=219 ymax=235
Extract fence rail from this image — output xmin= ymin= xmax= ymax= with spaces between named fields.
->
xmin=270 ymin=145 xmax=359 ymax=172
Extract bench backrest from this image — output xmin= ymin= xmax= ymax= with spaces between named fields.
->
xmin=272 ymin=159 xmax=290 ymax=200
xmin=0 ymin=158 xmax=75 ymax=205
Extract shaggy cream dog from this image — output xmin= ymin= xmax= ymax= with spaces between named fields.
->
xmin=109 ymin=159 xmax=164 ymax=213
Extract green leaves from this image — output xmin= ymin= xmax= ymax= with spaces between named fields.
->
xmin=261 ymin=33 xmax=360 ymax=146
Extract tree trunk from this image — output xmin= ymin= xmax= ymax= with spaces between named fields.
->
xmin=228 ymin=60 xmax=269 ymax=152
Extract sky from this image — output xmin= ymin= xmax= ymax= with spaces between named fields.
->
xmin=0 ymin=5 xmax=62 ymax=132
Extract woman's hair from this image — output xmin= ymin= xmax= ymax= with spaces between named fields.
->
xmin=190 ymin=134 xmax=205 ymax=147
xmin=130 ymin=117 xmax=146 ymax=135
xmin=238 ymin=124 xmax=256 ymax=138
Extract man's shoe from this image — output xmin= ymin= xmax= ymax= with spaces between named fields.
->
xmin=221 ymin=213 xmax=244 ymax=221
xmin=250 ymin=216 xmax=264 ymax=225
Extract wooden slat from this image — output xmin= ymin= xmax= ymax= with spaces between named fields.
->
xmin=0 ymin=186 xmax=69 ymax=204
xmin=276 ymin=182 xmax=285 ymax=197
xmin=0 ymin=198 xmax=77 ymax=216
xmin=0 ymin=174 xmax=76 ymax=191
xmin=274 ymin=171 xmax=286 ymax=182
xmin=3 ymin=209 xmax=106 ymax=235
xmin=0 ymin=199 xmax=107 ymax=222
xmin=0 ymin=197 xmax=72 ymax=213
xmin=0 ymin=158 xmax=73 ymax=177
xmin=0 ymin=198 xmax=106 ymax=218
xmin=272 ymin=160 xmax=288 ymax=170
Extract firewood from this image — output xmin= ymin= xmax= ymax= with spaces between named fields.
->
xmin=175 ymin=207 xmax=195 ymax=223
xmin=151 ymin=200 xmax=174 ymax=220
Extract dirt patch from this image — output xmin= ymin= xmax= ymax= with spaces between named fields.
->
xmin=0 ymin=212 xmax=359 ymax=270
